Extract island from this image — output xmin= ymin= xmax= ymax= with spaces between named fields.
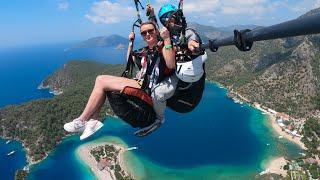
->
xmin=77 ymin=141 xmax=133 ymax=180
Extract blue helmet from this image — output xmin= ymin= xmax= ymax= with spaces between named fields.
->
xmin=158 ymin=4 xmax=178 ymax=24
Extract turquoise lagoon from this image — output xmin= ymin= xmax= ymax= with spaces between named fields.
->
xmin=28 ymin=83 xmax=302 ymax=180
xmin=0 ymin=44 xmax=302 ymax=179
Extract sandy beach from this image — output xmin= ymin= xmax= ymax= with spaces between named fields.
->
xmin=267 ymin=114 xmax=306 ymax=150
xmin=265 ymin=156 xmax=288 ymax=177
xmin=77 ymin=141 xmax=130 ymax=180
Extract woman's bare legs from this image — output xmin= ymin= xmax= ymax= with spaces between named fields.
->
xmin=78 ymin=75 xmax=140 ymax=122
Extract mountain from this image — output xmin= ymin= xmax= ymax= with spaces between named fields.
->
xmin=199 ymin=8 xmax=320 ymax=119
xmin=217 ymin=24 xmax=260 ymax=32
xmin=73 ymin=34 xmax=128 ymax=48
xmin=0 ymin=61 xmax=124 ymax=163
xmin=299 ymin=7 xmax=320 ymax=18
xmin=188 ymin=22 xmax=231 ymax=41
xmin=39 ymin=61 xmax=109 ymax=94
xmin=188 ymin=22 xmax=261 ymax=42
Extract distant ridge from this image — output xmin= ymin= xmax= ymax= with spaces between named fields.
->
xmin=72 ymin=34 xmax=128 ymax=49
xmin=299 ymin=7 xmax=320 ymax=18
xmin=217 ymin=24 xmax=260 ymax=32
xmin=187 ymin=22 xmax=260 ymax=41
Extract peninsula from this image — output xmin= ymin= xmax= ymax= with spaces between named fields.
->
xmin=77 ymin=141 xmax=134 ymax=180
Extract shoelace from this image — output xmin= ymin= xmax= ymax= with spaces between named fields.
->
xmin=74 ymin=120 xmax=84 ymax=129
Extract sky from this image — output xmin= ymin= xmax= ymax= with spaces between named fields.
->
xmin=0 ymin=0 xmax=319 ymax=48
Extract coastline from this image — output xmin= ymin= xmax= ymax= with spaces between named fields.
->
xmin=266 ymin=114 xmax=306 ymax=150
xmin=0 ymin=133 xmax=75 ymax=168
xmin=209 ymin=80 xmax=306 ymax=177
xmin=263 ymin=156 xmax=288 ymax=177
xmin=209 ymin=80 xmax=307 ymax=150
xmin=76 ymin=139 xmax=133 ymax=180
xmin=2 ymin=80 xmax=307 ymax=179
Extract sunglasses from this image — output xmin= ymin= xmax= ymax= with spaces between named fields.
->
xmin=140 ymin=29 xmax=155 ymax=36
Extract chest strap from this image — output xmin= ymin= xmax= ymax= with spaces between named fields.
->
xmin=141 ymin=50 xmax=160 ymax=93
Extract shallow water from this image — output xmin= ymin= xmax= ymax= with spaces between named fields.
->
xmin=29 ymin=83 xmax=301 ymax=179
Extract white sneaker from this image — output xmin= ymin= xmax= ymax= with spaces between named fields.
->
xmin=80 ymin=119 xmax=104 ymax=140
xmin=64 ymin=118 xmax=86 ymax=133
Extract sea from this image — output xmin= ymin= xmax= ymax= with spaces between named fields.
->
xmin=0 ymin=43 xmax=302 ymax=180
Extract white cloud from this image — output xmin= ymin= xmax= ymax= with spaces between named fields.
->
xmin=84 ymin=0 xmax=320 ymax=26
xmin=58 ymin=1 xmax=69 ymax=11
xmin=156 ymin=0 xmax=170 ymax=3
xmin=286 ymin=0 xmax=320 ymax=13
xmin=314 ymin=0 xmax=320 ymax=8
xmin=85 ymin=1 xmax=135 ymax=24
xmin=219 ymin=0 xmax=276 ymax=15
xmin=184 ymin=0 xmax=220 ymax=13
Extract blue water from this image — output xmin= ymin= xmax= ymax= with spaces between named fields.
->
xmin=0 ymin=139 xmax=27 ymax=180
xmin=0 ymin=43 xmax=126 ymax=179
xmin=0 ymin=43 xmax=127 ymax=107
xmin=28 ymin=83 xmax=301 ymax=179
xmin=0 ymin=43 xmax=301 ymax=179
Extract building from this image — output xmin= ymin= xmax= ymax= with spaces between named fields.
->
xmin=254 ymin=102 xmax=261 ymax=108
xmin=291 ymin=130 xmax=302 ymax=138
xmin=276 ymin=112 xmax=290 ymax=121
xmin=278 ymin=122 xmax=286 ymax=127
xmin=285 ymin=129 xmax=291 ymax=134
xmin=97 ymin=158 xmax=110 ymax=171
xmin=268 ymin=108 xmax=277 ymax=114
xmin=304 ymin=158 xmax=317 ymax=164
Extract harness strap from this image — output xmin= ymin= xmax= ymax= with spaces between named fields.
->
xmin=122 ymin=52 xmax=135 ymax=78
xmin=141 ymin=50 xmax=159 ymax=92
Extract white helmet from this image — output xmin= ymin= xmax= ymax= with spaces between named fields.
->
xmin=175 ymin=52 xmax=207 ymax=83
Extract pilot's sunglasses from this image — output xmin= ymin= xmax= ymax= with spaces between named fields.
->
xmin=141 ymin=29 xmax=155 ymax=36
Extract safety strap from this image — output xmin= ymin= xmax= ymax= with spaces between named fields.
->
xmin=122 ymin=52 xmax=135 ymax=78
xmin=141 ymin=49 xmax=160 ymax=92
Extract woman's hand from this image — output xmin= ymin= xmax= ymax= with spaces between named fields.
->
xmin=160 ymin=27 xmax=170 ymax=41
xmin=188 ymin=40 xmax=200 ymax=53
xmin=146 ymin=4 xmax=155 ymax=16
xmin=129 ymin=32 xmax=135 ymax=42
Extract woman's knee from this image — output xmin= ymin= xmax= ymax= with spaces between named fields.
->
xmin=95 ymin=75 xmax=111 ymax=88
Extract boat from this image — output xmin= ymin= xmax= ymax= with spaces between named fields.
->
xmin=299 ymin=152 xmax=306 ymax=156
xmin=7 ymin=150 xmax=15 ymax=156
xmin=23 ymin=165 xmax=30 ymax=171
xmin=278 ymin=136 xmax=284 ymax=139
xmin=6 ymin=140 xmax=11 ymax=144
xmin=126 ymin=147 xmax=138 ymax=151
xmin=259 ymin=169 xmax=270 ymax=175
xmin=233 ymin=98 xmax=240 ymax=103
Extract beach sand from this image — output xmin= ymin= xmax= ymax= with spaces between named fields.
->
xmin=267 ymin=115 xmax=306 ymax=150
xmin=266 ymin=156 xmax=288 ymax=177
xmin=77 ymin=142 xmax=130 ymax=180
xmin=77 ymin=144 xmax=113 ymax=180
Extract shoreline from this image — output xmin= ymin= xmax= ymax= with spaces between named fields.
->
xmin=266 ymin=114 xmax=306 ymax=150
xmin=76 ymin=140 xmax=133 ymax=180
xmin=208 ymin=81 xmax=307 ymax=176
xmin=210 ymin=80 xmax=307 ymax=150
xmin=262 ymin=156 xmax=288 ymax=177
xmin=0 ymin=133 xmax=75 ymax=168
xmin=1 ymin=80 xmax=307 ymax=179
